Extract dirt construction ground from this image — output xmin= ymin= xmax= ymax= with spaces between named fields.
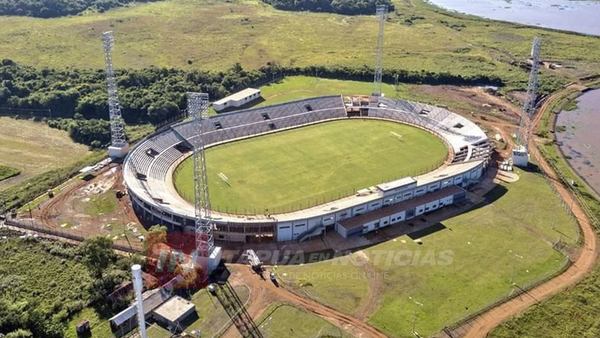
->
xmin=31 ymin=165 xmax=146 ymax=250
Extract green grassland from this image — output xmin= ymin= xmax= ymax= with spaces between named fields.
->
xmin=186 ymin=285 xmax=250 ymax=336
xmin=277 ymin=167 xmax=580 ymax=337
xmin=84 ymin=191 xmax=119 ymax=216
xmin=488 ymin=84 xmax=600 ymax=338
xmin=490 ymin=266 xmax=600 ymax=338
xmin=0 ymin=117 xmax=91 ymax=191
xmin=257 ymin=303 xmax=352 ymax=338
xmin=276 ymin=256 xmax=370 ymax=314
xmin=258 ymin=76 xmax=501 ymax=116
xmin=0 ymin=164 xmax=20 ymax=182
xmin=65 ymin=307 xmax=113 ymax=338
xmin=258 ymin=75 xmax=409 ymax=105
xmin=173 ymin=119 xmax=448 ymax=214
xmin=0 ymin=0 xmax=598 ymax=87
xmin=146 ymin=324 xmax=173 ymax=338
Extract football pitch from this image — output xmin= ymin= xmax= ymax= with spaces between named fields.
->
xmin=173 ymin=119 xmax=448 ymax=214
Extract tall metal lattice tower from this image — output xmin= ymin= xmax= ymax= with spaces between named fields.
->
xmin=102 ymin=31 xmax=128 ymax=153
xmin=518 ymin=36 xmax=542 ymax=150
xmin=372 ymin=4 xmax=388 ymax=97
xmin=187 ymin=92 xmax=215 ymax=259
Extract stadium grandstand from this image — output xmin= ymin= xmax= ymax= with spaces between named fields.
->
xmin=123 ymin=95 xmax=491 ymax=243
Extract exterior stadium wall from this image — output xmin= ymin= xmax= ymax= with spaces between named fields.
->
xmin=129 ymin=159 xmax=485 ymax=242
xmin=123 ymin=96 xmax=491 ymax=244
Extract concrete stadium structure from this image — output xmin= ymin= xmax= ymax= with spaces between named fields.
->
xmin=123 ymin=95 xmax=491 ymax=243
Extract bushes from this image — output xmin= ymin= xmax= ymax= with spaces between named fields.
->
xmin=0 ymin=60 xmax=505 ymax=131
xmin=262 ymin=0 xmax=394 ymax=15
xmin=0 ymin=0 xmax=160 ymax=18
xmin=0 ymin=60 xmax=266 ymax=125
xmin=48 ymin=118 xmax=111 ymax=148
xmin=0 ymin=165 xmax=20 ymax=182
xmin=0 ymin=236 xmax=135 ymax=337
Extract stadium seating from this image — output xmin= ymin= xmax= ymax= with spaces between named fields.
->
xmin=123 ymin=95 xmax=490 ymax=231
xmin=124 ymin=96 xmax=347 ymax=211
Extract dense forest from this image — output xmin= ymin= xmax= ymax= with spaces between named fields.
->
xmin=261 ymin=0 xmax=394 ymax=15
xmin=0 ymin=59 xmax=504 ymax=147
xmin=0 ymin=0 xmax=158 ymax=18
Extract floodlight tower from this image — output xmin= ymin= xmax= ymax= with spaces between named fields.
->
xmin=512 ymin=37 xmax=542 ymax=167
xmin=187 ymin=92 xmax=222 ymax=274
xmin=102 ymin=31 xmax=129 ymax=158
xmin=372 ymin=4 xmax=388 ymax=98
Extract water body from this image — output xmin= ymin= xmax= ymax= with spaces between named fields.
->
xmin=556 ymin=89 xmax=600 ymax=195
xmin=427 ymin=0 xmax=600 ymax=36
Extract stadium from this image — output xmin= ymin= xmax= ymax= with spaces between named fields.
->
xmin=123 ymin=95 xmax=491 ymax=243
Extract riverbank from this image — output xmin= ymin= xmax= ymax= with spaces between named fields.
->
xmin=556 ymin=89 xmax=600 ymax=197
xmin=427 ymin=0 xmax=600 ymax=36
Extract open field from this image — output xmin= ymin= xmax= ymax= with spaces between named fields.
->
xmin=173 ymin=119 xmax=448 ymax=214
xmin=0 ymin=117 xmax=91 ymax=190
xmin=0 ymin=0 xmax=598 ymax=87
xmin=258 ymin=76 xmax=522 ymax=118
xmin=486 ymin=82 xmax=600 ymax=338
xmin=185 ymin=284 xmax=250 ymax=336
xmin=489 ymin=264 xmax=600 ymax=338
xmin=257 ymin=303 xmax=352 ymax=338
xmin=277 ymin=166 xmax=580 ymax=337
xmin=258 ymin=76 xmax=409 ymax=106
xmin=65 ymin=307 xmax=113 ymax=338
xmin=0 ymin=165 xmax=20 ymax=182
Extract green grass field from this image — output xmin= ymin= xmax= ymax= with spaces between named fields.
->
xmin=0 ymin=164 xmax=20 ymax=182
xmin=0 ymin=117 xmax=91 ymax=190
xmin=186 ymin=285 xmax=250 ymax=336
xmin=65 ymin=307 xmax=113 ymax=338
xmin=258 ymin=75 xmax=409 ymax=106
xmin=83 ymin=191 xmax=119 ymax=216
xmin=488 ymin=82 xmax=600 ymax=338
xmin=490 ymin=266 xmax=600 ymax=338
xmin=0 ymin=0 xmax=598 ymax=87
xmin=173 ymin=119 xmax=447 ymax=214
xmin=257 ymin=303 xmax=352 ymax=338
xmin=277 ymin=167 xmax=580 ymax=337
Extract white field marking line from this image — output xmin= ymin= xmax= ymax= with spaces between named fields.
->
xmin=390 ymin=131 xmax=403 ymax=140
xmin=218 ymin=172 xmax=229 ymax=183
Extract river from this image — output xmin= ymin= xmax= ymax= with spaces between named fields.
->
xmin=427 ymin=0 xmax=600 ymax=36
xmin=556 ymin=89 xmax=600 ymax=195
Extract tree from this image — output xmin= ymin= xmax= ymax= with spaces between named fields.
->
xmin=147 ymin=100 xmax=180 ymax=123
xmin=79 ymin=237 xmax=116 ymax=277
xmin=144 ymin=224 xmax=168 ymax=253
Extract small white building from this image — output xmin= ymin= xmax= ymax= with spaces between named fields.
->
xmin=213 ymin=88 xmax=261 ymax=112
xmin=152 ymin=296 xmax=196 ymax=332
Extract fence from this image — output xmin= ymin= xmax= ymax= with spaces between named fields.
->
xmin=442 ymin=253 xmax=572 ymax=337
xmin=4 ymin=218 xmax=141 ymax=253
xmin=540 ymin=145 xmax=600 ymax=230
xmin=442 ymin=148 xmax=589 ymax=336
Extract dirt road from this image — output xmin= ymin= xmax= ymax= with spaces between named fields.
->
xmin=454 ymin=86 xmax=599 ymax=338
xmin=223 ymin=265 xmax=387 ymax=338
